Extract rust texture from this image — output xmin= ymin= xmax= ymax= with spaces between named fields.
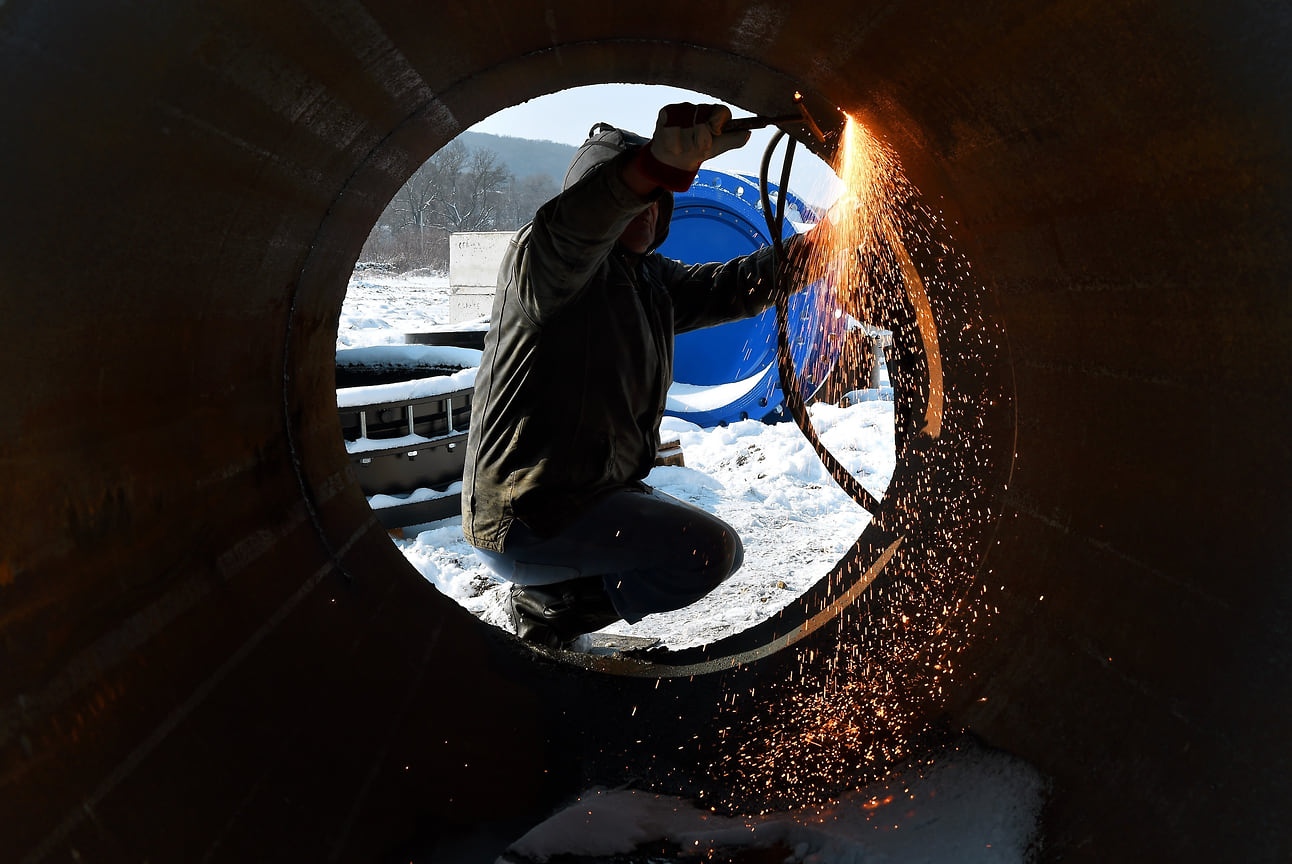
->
xmin=0 ymin=1 xmax=1288 ymax=861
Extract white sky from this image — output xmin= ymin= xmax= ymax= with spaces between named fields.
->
xmin=469 ymin=83 xmax=843 ymax=206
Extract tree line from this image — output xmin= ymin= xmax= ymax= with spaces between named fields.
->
xmin=358 ymin=139 xmax=559 ymax=272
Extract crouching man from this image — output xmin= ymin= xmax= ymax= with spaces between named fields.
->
xmin=462 ymin=103 xmax=809 ymax=648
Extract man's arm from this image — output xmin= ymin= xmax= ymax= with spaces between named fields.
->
xmin=516 ymin=103 xmax=751 ymax=322
xmin=516 ymin=153 xmax=651 ymax=323
xmin=658 ymin=233 xmax=814 ymax=333
xmin=620 ymin=149 xmax=659 ymax=199
xmin=622 ymin=102 xmax=750 ymax=195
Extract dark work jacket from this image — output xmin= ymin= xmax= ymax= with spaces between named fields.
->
xmin=461 ymin=152 xmax=793 ymax=552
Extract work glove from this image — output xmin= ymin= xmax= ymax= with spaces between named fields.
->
xmin=638 ymin=103 xmax=750 ymax=192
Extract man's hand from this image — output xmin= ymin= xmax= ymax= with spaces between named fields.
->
xmin=636 ymin=103 xmax=750 ymax=192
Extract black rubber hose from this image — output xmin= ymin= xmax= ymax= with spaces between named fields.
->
xmin=759 ymin=130 xmax=883 ymax=517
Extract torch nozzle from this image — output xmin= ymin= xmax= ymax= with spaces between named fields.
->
xmin=724 ymin=93 xmax=828 ymax=143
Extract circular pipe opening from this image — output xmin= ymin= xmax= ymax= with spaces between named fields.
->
xmin=335 ymin=84 xmax=906 ymax=665
xmin=305 ymin=70 xmax=1007 ymax=692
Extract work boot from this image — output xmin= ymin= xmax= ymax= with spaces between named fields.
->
xmin=508 ymin=576 xmax=622 ymax=649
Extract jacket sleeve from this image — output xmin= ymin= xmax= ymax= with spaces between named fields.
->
xmin=511 ymin=152 xmax=662 ymax=326
xmin=659 ymin=233 xmax=810 ymax=333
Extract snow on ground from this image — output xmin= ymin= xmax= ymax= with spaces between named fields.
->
xmin=338 ymin=269 xmax=893 ymax=649
xmin=336 ymin=267 xmax=455 ymax=348
xmin=505 ymin=736 xmax=1045 ymax=864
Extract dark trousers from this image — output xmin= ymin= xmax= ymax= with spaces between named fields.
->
xmin=472 ymin=484 xmax=744 ymax=623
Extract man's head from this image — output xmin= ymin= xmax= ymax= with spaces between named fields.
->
xmin=563 ymin=122 xmax=673 ymax=252
xmin=617 ymin=200 xmax=659 ymax=255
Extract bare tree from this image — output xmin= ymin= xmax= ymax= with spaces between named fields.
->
xmin=500 ymin=173 xmax=558 ymax=230
xmin=388 ymin=140 xmax=468 ymax=255
xmin=434 ymin=147 xmax=510 ymax=232
xmin=360 ymin=139 xmax=563 ymax=271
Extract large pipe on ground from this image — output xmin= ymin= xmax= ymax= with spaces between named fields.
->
xmin=1 ymin=2 xmax=1288 ymax=861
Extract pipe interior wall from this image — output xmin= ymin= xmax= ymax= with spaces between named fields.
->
xmin=1 ymin=1 xmax=1288 ymax=861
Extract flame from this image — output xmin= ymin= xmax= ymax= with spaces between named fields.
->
xmin=799 ymin=113 xmax=908 ymax=326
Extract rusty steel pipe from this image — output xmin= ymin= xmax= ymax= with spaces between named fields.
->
xmin=2 ymin=1 xmax=1289 ymax=862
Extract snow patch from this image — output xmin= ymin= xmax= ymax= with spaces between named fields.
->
xmin=505 ymin=738 xmax=1045 ymax=863
xmin=336 ymin=366 xmax=477 ymax=409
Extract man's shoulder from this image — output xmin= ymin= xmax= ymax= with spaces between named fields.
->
xmin=642 ymin=251 xmax=685 ymax=279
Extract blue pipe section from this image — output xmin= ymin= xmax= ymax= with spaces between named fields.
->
xmin=657 ymin=169 xmax=842 ymax=427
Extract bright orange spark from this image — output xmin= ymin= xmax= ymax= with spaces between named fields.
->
xmin=704 ymin=108 xmax=991 ymax=817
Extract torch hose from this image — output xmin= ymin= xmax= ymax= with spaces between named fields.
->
xmin=759 ymin=131 xmax=883 ymax=517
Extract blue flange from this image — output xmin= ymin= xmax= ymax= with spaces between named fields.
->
xmin=657 ymin=169 xmax=841 ymax=427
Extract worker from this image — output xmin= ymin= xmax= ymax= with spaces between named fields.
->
xmin=462 ymin=103 xmax=809 ymax=649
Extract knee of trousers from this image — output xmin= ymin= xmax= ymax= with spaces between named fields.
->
xmin=693 ymin=528 xmax=744 ymax=589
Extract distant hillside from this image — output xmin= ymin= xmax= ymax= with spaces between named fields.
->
xmin=458 ymin=131 xmax=577 ymax=185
